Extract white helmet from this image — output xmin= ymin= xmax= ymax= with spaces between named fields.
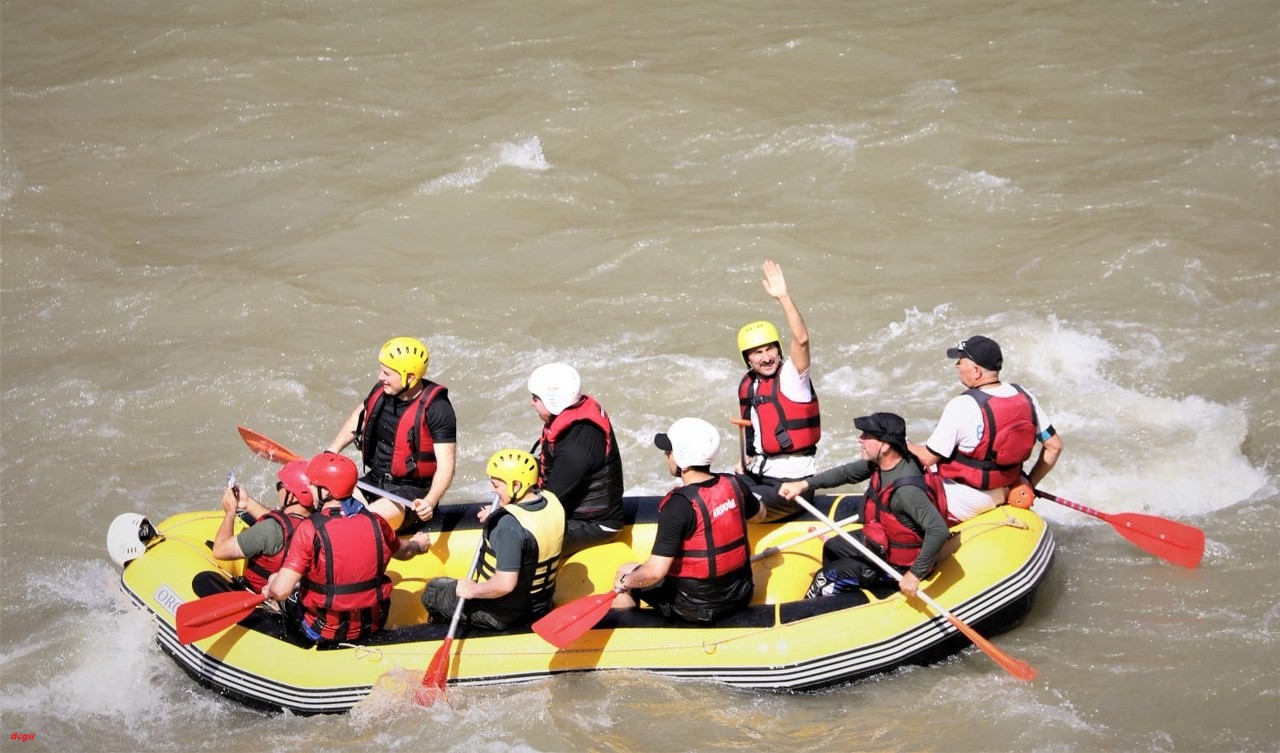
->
xmin=655 ymin=417 xmax=721 ymax=469
xmin=107 ymin=513 xmax=157 ymax=568
xmin=528 ymin=363 xmax=582 ymax=416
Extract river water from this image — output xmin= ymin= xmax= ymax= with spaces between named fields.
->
xmin=2 ymin=0 xmax=1277 ymax=751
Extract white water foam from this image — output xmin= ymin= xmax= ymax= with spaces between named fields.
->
xmin=416 ymin=137 xmax=551 ymax=195
xmin=820 ymin=309 xmax=1266 ymax=523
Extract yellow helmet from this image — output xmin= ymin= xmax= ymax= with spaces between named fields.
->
xmin=379 ymin=337 xmax=430 ymax=390
xmin=737 ymin=320 xmax=781 ymax=363
xmin=487 ymin=449 xmax=539 ymax=501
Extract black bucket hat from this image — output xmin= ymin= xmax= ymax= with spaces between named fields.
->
xmin=853 ymin=412 xmax=911 ymax=458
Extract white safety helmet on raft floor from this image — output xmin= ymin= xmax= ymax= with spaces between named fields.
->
xmin=107 ymin=512 xmax=158 ymax=568
xmin=528 ymin=362 xmax=582 ymax=416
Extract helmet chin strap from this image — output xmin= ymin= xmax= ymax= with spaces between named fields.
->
xmin=397 ymin=378 xmax=426 ymax=400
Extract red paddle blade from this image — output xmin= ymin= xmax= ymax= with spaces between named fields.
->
xmin=1104 ymin=512 xmax=1205 ymax=568
xmin=414 ymin=636 xmax=454 ymax=707
xmin=237 ymin=426 xmax=304 ymax=464
xmin=176 ymin=592 xmax=267 ymax=644
xmin=532 ymin=591 xmax=617 ymax=649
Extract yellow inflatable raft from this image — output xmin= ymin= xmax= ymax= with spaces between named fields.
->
xmin=110 ymin=495 xmax=1054 ymax=714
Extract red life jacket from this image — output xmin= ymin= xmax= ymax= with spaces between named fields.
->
xmin=298 ymin=508 xmax=395 ymax=642
xmin=862 ymin=465 xmax=951 ymax=570
xmin=938 ymin=385 xmax=1038 ymax=490
xmin=737 ymin=371 xmax=821 ymax=456
xmin=663 ymin=474 xmax=752 ymax=580
xmin=539 ymin=395 xmax=614 ymax=465
xmin=358 ymin=381 xmax=447 ymax=480
xmin=537 ymin=395 xmax=624 ymax=518
xmin=241 ymin=510 xmax=306 ymax=592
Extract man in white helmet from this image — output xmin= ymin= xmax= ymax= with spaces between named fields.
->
xmin=612 ymin=417 xmax=765 ymax=624
xmin=527 ymin=362 xmax=625 ymax=555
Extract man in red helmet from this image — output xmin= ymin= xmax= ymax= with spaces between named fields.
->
xmin=264 ymin=452 xmax=432 ymax=645
xmin=212 ymin=460 xmax=316 ymax=593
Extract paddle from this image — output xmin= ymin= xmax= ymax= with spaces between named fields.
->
xmin=237 ymin=425 xmax=303 ymax=463
xmin=236 ymin=425 xmax=413 ymax=507
xmin=792 ymin=496 xmax=1037 ymax=682
xmin=176 ymin=590 xmax=268 ymax=644
xmin=750 ymin=514 xmax=858 ymax=562
xmin=532 ymin=514 xmax=861 ymax=650
xmin=1034 ymin=489 xmax=1205 ymax=568
xmin=531 ymin=589 xmax=620 ymax=650
xmin=415 ymin=494 xmax=502 ymax=707
xmin=731 ymin=417 xmax=751 ymax=471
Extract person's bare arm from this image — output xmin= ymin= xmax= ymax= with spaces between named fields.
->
xmin=614 ymin=555 xmax=674 ymax=592
xmin=456 ymin=569 xmax=518 ymax=600
xmin=392 ymin=531 xmax=432 ymax=560
xmin=1027 ymin=433 xmax=1063 ymax=487
xmin=265 ymin=567 xmax=302 ymax=601
xmin=211 ymin=487 xmax=247 ymax=560
xmin=761 ymin=259 xmax=810 ymax=375
xmin=909 ymin=443 xmax=944 ymax=469
xmin=327 ymin=404 xmax=363 ymax=453
xmin=412 ymin=442 xmax=455 ymax=522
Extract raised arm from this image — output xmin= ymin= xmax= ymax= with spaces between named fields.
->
xmin=211 ymin=487 xmax=247 ymax=560
xmin=761 ymin=260 xmax=810 ymax=374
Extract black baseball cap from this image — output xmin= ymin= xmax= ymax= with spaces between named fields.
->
xmin=946 ymin=335 xmax=1003 ymax=371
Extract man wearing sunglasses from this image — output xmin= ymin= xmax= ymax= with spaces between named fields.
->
xmin=909 ymin=335 xmax=1063 ymax=521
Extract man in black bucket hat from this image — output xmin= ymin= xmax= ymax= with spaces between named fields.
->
xmin=911 ymin=335 xmax=1063 ymax=521
xmin=779 ymin=412 xmax=950 ymax=599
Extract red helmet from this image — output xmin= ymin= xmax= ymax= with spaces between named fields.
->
xmin=305 ymin=451 xmax=357 ymax=499
xmin=277 ymin=460 xmax=315 ymax=509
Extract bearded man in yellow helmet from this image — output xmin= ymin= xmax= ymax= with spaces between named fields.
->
xmin=421 ymin=449 xmax=565 ymax=630
xmin=735 ymin=260 xmax=822 ymax=522
xmin=326 ymin=337 xmax=457 ymax=534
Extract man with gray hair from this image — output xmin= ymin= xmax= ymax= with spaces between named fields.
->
xmin=910 ymin=336 xmax=1063 ymax=520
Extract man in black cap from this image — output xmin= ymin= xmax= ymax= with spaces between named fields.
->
xmin=779 ymin=412 xmax=949 ymax=599
xmin=909 ymin=335 xmax=1063 ymax=521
